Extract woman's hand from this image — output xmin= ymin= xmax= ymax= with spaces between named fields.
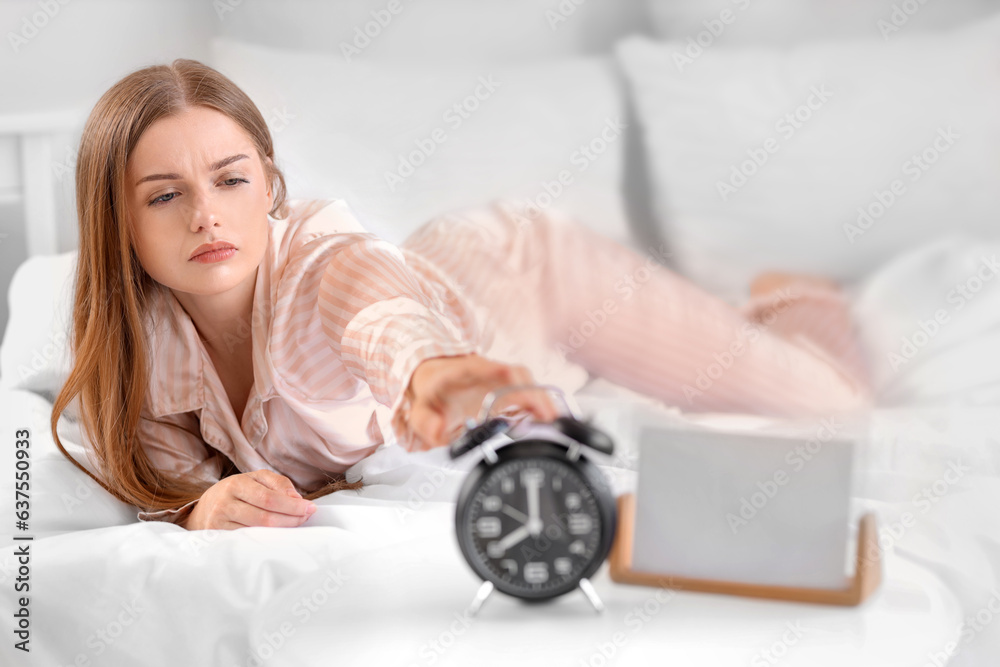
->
xmin=404 ymin=353 xmax=560 ymax=450
xmin=181 ymin=469 xmax=317 ymax=530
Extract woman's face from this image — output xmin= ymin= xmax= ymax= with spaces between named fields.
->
xmin=125 ymin=106 xmax=273 ymax=297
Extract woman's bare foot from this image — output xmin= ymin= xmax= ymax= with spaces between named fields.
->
xmin=749 ymin=271 xmax=840 ymax=299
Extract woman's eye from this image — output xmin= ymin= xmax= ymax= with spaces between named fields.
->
xmin=149 ymin=192 xmax=177 ymax=207
xmin=146 ymin=178 xmax=248 ymax=207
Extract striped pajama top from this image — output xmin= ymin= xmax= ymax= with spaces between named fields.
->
xmin=133 ymin=197 xmax=872 ymax=522
xmin=136 ymin=200 xmax=483 ymax=522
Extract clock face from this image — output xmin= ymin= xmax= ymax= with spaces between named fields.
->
xmin=456 ymin=445 xmax=614 ymax=600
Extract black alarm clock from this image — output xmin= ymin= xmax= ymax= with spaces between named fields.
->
xmin=449 ymin=385 xmax=617 ymax=613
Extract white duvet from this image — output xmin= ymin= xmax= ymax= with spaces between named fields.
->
xmin=1 ymin=235 xmax=999 ymax=666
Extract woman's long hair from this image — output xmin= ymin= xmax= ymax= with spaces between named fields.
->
xmin=50 ymin=59 xmax=360 ymax=516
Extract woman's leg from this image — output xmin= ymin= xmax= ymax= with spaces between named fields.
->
xmin=403 ymin=202 xmax=872 ymax=417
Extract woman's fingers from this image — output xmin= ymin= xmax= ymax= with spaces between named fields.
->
xmin=473 ymin=362 xmax=559 ymax=421
xmin=248 ymin=468 xmax=303 ymax=498
xmin=406 ymin=356 xmax=563 ymax=449
xmin=184 ymin=471 xmax=318 ymax=530
xmin=485 ymin=364 xmax=561 ymax=421
xmin=407 ymin=403 xmax=448 ymax=449
xmin=491 ymin=385 xmax=561 ymax=422
xmin=235 ymin=471 xmax=317 ymax=521
xmin=231 ymin=498 xmax=312 ymax=528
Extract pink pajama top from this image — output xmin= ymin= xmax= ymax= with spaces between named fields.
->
xmin=133 ymin=198 xmax=871 ymax=523
xmin=136 ymin=200 xmax=483 ymax=522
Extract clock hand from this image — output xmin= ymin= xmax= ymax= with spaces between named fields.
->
xmin=495 ymin=525 xmax=532 ymax=552
xmin=526 ymin=478 xmax=542 ymax=537
xmin=502 ymin=505 xmax=530 ymax=524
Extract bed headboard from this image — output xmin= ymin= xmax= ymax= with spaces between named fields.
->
xmin=0 ymin=109 xmax=85 ymax=258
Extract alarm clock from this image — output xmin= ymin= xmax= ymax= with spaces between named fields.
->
xmin=449 ymin=385 xmax=618 ymax=613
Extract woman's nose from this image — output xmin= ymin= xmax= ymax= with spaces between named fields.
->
xmin=187 ymin=189 xmax=220 ymax=231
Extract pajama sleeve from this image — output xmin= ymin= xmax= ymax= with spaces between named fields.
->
xmin=134 ymin=412 xmax=224 ymax=524
xmin=316 ymin=235 xmax=485 ymax=452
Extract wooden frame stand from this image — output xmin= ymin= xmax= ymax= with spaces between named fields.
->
xmin=608 ymin=494 xmax=882 ymax=606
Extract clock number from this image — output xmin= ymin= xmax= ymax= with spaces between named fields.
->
xmin=524 ymin=562 xmax=549 ymax=584
xmin=482 ymin=495 xmax=502 ymax=512
xmin=487 ymin=541 xmax=505 ymax=559
xmin=476 ymin=516 xmax=502 ymax=538
xmin=564 ymin=492 xmax=581 ymax=510
xmin=521 ymin=468 xmax=544 ymax=486
xmin=568 ymin=513 xmax=593 ymax=535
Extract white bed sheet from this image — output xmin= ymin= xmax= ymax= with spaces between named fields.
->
xmin=1 ymin=380 xmax=997 ymax=666
xmin=2 ymin=234 xmax=999 ymax=666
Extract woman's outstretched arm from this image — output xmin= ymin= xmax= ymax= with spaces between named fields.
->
xmin=318 ymin=233 xmax=554 ymax=451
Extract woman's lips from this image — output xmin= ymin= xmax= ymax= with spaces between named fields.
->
xmin=191 ymin=248 xmax=237 ymax=264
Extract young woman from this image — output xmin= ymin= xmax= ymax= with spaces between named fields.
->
xmin=50 ymin=59 xmax=871 ymax=531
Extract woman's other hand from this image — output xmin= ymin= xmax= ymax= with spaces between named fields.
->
xmin=181 ymin=469 xmax=317 ymax=530
xmin=749 ymin=271 xmax=840 ymax=299
xmin=404 ymin=354 xmax=560 ymax=450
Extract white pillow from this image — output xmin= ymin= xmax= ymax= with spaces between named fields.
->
xmin=0 ymin=251 xmax=76 ymax=399
xmin=214 ymin=0 xmax=647 ymax=62
xmin=208 ymin=38 xmax=633 ymax=249
xmin=645 ymin=0 xmax=1000 ymax=44
xmin=852 ymin=236 xmax=1000 ymax=406
xmin=616 ymin=15 xmax=1000 ymax=303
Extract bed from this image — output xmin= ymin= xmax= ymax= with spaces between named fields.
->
xmin=2 ymin=3 xmax=1000 ymax=665
xmin=1 ymin=384 xmax=999 ymax=666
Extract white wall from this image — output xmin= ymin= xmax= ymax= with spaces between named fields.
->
xmin=0 ymin=0 xmax=652 ymax=343
xmin=213 ymin=0 xmax=650 ymax=61
xmin=2 ymin=0 xmax=997 ymax=344
xmin=1 ymin=0 xmax=214 ymax=114
xmin=0 ymin=0 xmax=215 ymax=338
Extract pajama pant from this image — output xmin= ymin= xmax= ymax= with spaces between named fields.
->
xmin=401 ymin=201 xmax=873 ymax=418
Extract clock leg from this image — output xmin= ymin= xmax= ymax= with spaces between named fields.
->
xmin=468 ymin=580 xmax=495 ymax=616
xmin=578 ymin=578 xmax=605 ymax=613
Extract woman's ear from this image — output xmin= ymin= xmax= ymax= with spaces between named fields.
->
xmin=263 ymin=156 xmax=274 ymax=203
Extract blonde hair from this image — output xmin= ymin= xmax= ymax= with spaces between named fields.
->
xmin=50 ymin=59 xmax=360 ymax=516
